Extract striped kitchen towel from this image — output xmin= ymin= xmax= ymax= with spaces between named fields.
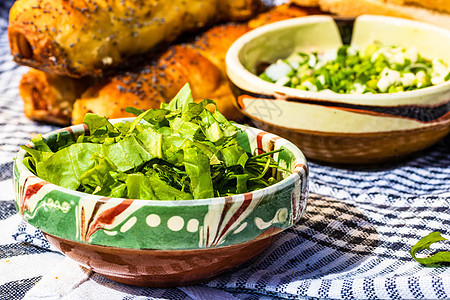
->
xmin=3 ymin=132 xmax=450 ymax=299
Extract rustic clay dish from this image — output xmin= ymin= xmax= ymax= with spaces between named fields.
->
xmin=226 ymin=15 xmax=450 ymax=164
xmin=13 ymin=120 xmax=309 ymax=287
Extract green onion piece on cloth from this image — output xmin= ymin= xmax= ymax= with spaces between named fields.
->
xmin=410 ymin=231 xmax=450 ymax=265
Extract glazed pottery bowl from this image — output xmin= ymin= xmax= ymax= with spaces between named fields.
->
xmin=226 ymin=15 xmax=450 ymax=164
xmin=13 ymin=120 xmax=308 ymax=287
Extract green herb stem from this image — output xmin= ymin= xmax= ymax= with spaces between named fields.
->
xmin=410 ymin=231 xmax=450 ymax=265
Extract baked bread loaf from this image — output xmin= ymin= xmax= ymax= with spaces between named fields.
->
xmin=384 ymin=0 xmax=450 ymax=14
xmin=20 ymin=69 xmax=93 ymax=124
xmin=8 ymin=0 xmax=262 ymax=78
xmin=19 ymin=4 xmax=311 ymax=125
xmin=72 ymin=25 xmax=250 ymax=124
xmin=291 ymin=0 xmax=450 ymax=30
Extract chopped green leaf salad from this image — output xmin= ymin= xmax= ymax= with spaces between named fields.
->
xmin=259 ymin=42 xmax=450 ymax=94
xmin=21 ymin=84 xmax=290 ymax=200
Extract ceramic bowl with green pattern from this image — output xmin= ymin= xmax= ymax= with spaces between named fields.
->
xmin=226 ymin=15 xmax=450 ymax=164
xmin=13 ymin=119 xmax=309 ymax=287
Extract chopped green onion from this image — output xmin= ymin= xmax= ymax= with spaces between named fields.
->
xmin=259 ymin=43 xmax=450 ymax=94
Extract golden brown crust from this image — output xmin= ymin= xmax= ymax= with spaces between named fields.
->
xmin=20 ymin=69 xmax=93 ymax=125
xmin=71 ymin=5 xmax=312 ymax=124
xmin=289 ymin=0 xmax=321 ymax=7
xmin=293 ymin=0 xmax=450 ymax=30
xmin=386 ymin=0 xmax=450 ymax=14
xmin=317 ymin=0 xmax=450 ymax=29
xmin=318 ymin=0 xmax=413 ymax=18
xmin=9 ymin=0 xmax=262 ymax=78
xmin=248 ymin=3 xmax=313 ymax=28
xmin=71 ymin=26 xmax=249 ymax=124
xmin=192 ymin=24 xmax=252 ymax=77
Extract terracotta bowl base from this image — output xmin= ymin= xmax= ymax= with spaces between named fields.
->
xmin=44 ymin=233 xmax=277 ymax=287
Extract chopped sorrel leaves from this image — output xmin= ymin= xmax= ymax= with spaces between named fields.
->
xmin=21 ymin=84 xmax=290 ymax=200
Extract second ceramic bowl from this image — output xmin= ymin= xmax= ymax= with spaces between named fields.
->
xmin=226 ymin=15 xmax=450 ymax=164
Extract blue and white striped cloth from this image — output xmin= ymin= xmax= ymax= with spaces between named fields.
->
xmin=1 ymin=1 xmax=450 ymax=299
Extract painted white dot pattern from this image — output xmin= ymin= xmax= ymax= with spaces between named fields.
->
xmin=120 ymin=216 xmax=137 ymax=233
xmin=104 ymin=230 xmax=118 ymax=236
xmin=278 ymin=208 xmax=288 ymax=223
xmin=146 ymin=214 xmax=161 ymax=227
xmin=233 ymin=222 xmax=248 ymax=234
xmin=167 ymin=216 xmax=184 ymax=231
xmin=186 ymin=219 xmax=199 ymax=233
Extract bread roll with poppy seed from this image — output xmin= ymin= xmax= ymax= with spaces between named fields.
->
xmin=71 ymin=4 xmax=312 ymax=124
xmin=72 ymin=23 xmax=251 ymax=124
xmin=248 ymin=2 xmax=312 ymax=28
xmin=19 ymin=68 xmax=94 ymax=125
xmin=8 ymin=0 xmax=262 ymax=78
xmin=291 ymin=0 xmax=450 ymax=30
xmin=18 ymin=4 xmax=311 ymax=125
